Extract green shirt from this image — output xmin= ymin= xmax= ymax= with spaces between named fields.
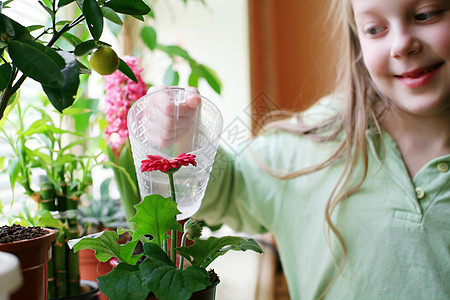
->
xmin=196 ymin=125 xmax=450 ymax=299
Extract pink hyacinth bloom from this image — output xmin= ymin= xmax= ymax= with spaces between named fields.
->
xmin=104 ymin=56 xmax=147 ymax=157
xmin=141 ymin=153 xmax=197 ymax=173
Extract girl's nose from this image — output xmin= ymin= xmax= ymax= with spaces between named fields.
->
xmin=390 ymin=27 xmax=422 ymax=59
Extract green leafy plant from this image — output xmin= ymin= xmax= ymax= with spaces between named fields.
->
xmin=68 ymin=153 xmax=263 ymax=300
xmin=0 ymin=0 xmax=151 ymax=121
xmin=0 ymin=98 xmax=103 ymax=297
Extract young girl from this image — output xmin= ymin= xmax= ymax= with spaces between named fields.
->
xmin=146 ymin=0 xmax=449 ymax=298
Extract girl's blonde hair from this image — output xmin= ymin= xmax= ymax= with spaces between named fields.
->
xmin=253 ymin=0 xmax=388 ymax=298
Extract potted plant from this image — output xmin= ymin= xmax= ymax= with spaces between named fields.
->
xmin=0 ymin=96 xmax=106 ymax=298
xmin=0 ymin=223 xmax=56 ymax=300
xmin=68 ymin=153 xmax=264 ymax=300
xmin=0 ymin=0 xmax=150 ymax=297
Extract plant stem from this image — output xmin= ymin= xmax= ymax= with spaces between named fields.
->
xmin=179 ymin=233 xmax=187 ymax=270
xmin=168 ymin=172 xmax=177 ymax=265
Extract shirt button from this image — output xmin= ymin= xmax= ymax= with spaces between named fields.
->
xmin=415 ymin=187 xmax=426 ymax=200
xmin=437 ymin=162 xmax=449 ymax=173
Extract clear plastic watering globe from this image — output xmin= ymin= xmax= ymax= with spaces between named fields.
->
xmin=127 ymin=87 xmax=223 ymax=220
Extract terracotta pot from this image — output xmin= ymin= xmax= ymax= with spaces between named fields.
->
xmin=0 ymin=228 xmax=56 ymax=300
xmin=49 ymin=280 xmax=100 ymax=300
xmin=146 ymin=281 xmax=219 ymax=300
xmin=79 ymin=249 xmax=114 ymax=300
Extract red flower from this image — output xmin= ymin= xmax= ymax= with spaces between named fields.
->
xmin=172 ymin=153 xmax=197 ymax=168
xmin=141 ymin=153 xmax=196 ymax=173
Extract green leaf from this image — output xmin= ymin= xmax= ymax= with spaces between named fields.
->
xmin=118 ymin=58 xmax=138 ymax=83
xmin=68 ymin=231 xmax=142 ymax=264
xmin=37 ymin=210 xmax=64 ymax=228
xmin=188 ymin=69 xmax=199 ymax=88
xmin=38 ymin=0 xmax=55 ymax=20
xmin=177 ymin=236 xmax=264 ymax=269
xmin=132 ymin=15 xmax=145 ymax=22
xmin=62 ymin=32 xmax=83 ymax=47
xmin=140 ymin=26 xmax=156 ymax=50
xmin=74 ymin=39 xmax=96 ymax=56
xmin=0 ymin=14 xmax=33 ymax=41
xmin=98 ymin=263 xmax=149 ymax=300
xmin=7 ymin=157 xmax=20 ymax=190
xmin=198 ymin=65 xmax=222 ymax=94
xmin=163 ymin=64 xmax=179 ymax=86
xmin=140 ymin=243 xmax=210 ymax=300
xmin=118 ymin=141 xmax=140 ymax=201
xmin=70 ymin=98 xmax=99 ymax=134
xmin=26 ymin=25 xmax=45 ymax=32
xmin=142 ymin=241 xmax=173 ymax=266
xmin=58 ymin=0 xmax=76 ymax=8
xmin=7 ymin=40 xmax=65 ymax=87
xmin=104 ymin=0 xmax=151 ymax=15
xmin=157 ymin=44 xmax=192 ymax=62
xmin=130 ymin=194 xmax=181 ymax=247
xmin=0 ymin=63 xmax=12 ymax=90
xmin=42 ymin=51 xmax=80 ymax=113
xmin=83 ymin=0 xmax=103 ymax=41
xmin=101 ymin=6 xmax=123 ymax=25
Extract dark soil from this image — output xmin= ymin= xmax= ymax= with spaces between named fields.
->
xmin=0 ymin=224 xmax=48 ymax=243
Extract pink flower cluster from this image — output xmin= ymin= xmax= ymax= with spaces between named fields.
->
xmin=104 ymin=56 xmax=147 ymax=157
xmin=141 ymin=153 xmax=197 ymax=173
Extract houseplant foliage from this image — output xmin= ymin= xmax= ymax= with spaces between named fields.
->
xmin=0 ymin=97 xmax=104 ymax=297
xmin=69 ymin=153 xmax=264 ymax=300
xmin=0 ymin=0 xmax=151 ymax=122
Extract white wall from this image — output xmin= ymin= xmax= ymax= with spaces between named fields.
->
xmin=139 ymin=0 xmax=251 ymax=131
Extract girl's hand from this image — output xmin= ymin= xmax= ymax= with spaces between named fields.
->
xmin=145 ymin=86 xmax=201 ymax=148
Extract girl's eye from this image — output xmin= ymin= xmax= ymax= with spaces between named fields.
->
xmin=364 ymin=26 xmax=384 ymax=36
xmin=415 ymin=11 xmax=440 ymax=21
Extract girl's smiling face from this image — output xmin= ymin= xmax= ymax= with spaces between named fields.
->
xmin=352 ymin=0 xmax=450 ymax=117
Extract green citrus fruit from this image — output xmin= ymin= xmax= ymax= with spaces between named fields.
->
xmin=89 ymin=47 xmax=120 ymax=75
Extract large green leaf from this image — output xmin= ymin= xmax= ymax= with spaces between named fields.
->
xmin=104 ymin=0 xmax=151 ymax=15
xmin=7 ymin=40 xmax=65 ymax=87
xmin=42 ymin=51 xmax=80 ymax=112
xmin=140 ymin=243 xmax=211 ymax=300
xmin=0 ymin=14 xmax=33 ymax=41
xmin=0 ymin=63 xmax=12 ymax=90
xmin=68 ymin=230 xmax=142 ymax=265
xmin=130 ymin=194 xmax=181 ymax=247
xmin=177 ymin=236 xmax=264 ymax=268
xmin=83 ymin=0 xmax=103 ymax=41
xmin=98 ymin=263 xmax=150 ymax=300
